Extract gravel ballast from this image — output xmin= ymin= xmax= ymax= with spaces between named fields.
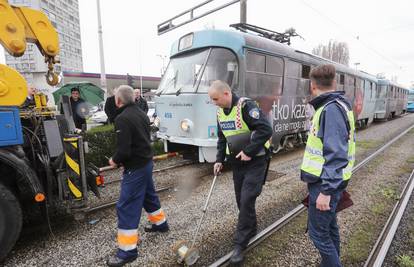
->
xmin=3 ymin=114 xmax=414 ymax=266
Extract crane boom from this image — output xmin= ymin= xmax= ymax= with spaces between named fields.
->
xmin=0 ymin=0 xmax=60 ymax=105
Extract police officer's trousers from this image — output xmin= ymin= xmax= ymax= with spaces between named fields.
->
xmin=308 ymin=182 xmax=343 ymax=267
xmin=116 ymin=160 xmax=167 ymax=259
xmin=232 ymin=157 xmax=266 ymax=249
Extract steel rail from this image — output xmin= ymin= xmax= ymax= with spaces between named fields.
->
xmin=85 ymin=185 xmax=172 ymax=213
xmin=103 ymin=161 xmax=195 ymax=185
xmin=209 ymin=123 xmax=414 ymax=267
xmin=364 ymin=168 xmax=414 ymax=267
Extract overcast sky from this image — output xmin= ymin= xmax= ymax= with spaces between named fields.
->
xmin=2 ymin=0 xmax=413 ymax=86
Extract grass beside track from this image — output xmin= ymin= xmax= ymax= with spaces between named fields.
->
xmin=244 ymin=133 xmax=414 ymax=267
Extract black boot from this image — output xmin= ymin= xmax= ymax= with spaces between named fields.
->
xmin=230 ymin=246 xmax=244 ymax=266
xmin=144 ymin=222 xmax=169 ymax=233
xmin=106 ymin=255 xmax=137 ymax=267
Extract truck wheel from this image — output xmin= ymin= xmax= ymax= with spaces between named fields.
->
xmin=0 ymin=183 xmax=22 ymax=262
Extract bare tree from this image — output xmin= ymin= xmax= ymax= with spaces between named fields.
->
xmin=312 ymin=40 xmax=350 ymax=66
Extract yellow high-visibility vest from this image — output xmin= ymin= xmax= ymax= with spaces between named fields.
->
xmin=217 ymin=97 xmax=270 ymax=155
xmin=301 ymin=99 xmax=356 ymax=180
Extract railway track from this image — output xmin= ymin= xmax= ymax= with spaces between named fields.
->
xmin=102 ymin=160 xmax=195 ymax=185
xmin=209 ymin=123 xmax=414 ymax=267
xmin=79 ymin=160 xmax=196 ymax=214
xmin=363 ymin=168 xmax=414 ymax=267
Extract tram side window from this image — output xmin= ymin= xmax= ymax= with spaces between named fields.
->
xmin=336 ymin=73 xmax=345 ymax=91
xmin=266 ymin=56 xmax=283 ymax=75
xmin=344 ymin=75 xmax=356 ymax=100
xmin=302 ymin=65 xmax=310 ymax=79
xmin=356 ymin=78 xmax=364 ymax=98
xmin=245 ymin=52 xmax=283 ymax=97
xmin=300 ymin=64 xmax=311 ymax=97
xmin=370 ymin=82 xmax=373 ymax=99
xmin=363 ymin=80 xmax=372 ymax=99
xmin=284 ymin=60 xmax=301 ymax=96
xmin=375 ymin=83 xmax=380 ymax=98
xmin=246 ymin=52 xmax=265 ymax=73
xmin=265 ymin=55 xmax=283 ymax=95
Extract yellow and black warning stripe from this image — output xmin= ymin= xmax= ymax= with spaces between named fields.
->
xmin=63 ymin=137 xmax=83 ymax=199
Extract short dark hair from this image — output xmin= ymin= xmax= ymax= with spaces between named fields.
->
xmin=71 ymin=87 xmax=80 ymax=93
xmin=310 ymin=64 xmax=336 ymax=89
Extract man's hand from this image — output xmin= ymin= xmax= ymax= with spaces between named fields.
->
xmin=316 ymin=193 xmax=331 ymax=211
xmin=213 ymin=162 xmax=223 ymax=175
xmin=235 ymin=151 xmax=251 ymax=161
xmin=108 ymin=158 xmax=118 ymax=168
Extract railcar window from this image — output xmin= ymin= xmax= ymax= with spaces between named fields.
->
xmin=198 ymin=48 xmax=239 ymax=93
xmin=364 ymin=80 xmax=372 ymax=99
xmin=246 ymin=52 xmax=265 ymax=73
xmin=156 ymin=48 xmax=210 ymax=95
xmin=266 ymin=56 xmax=283 ymax=75
xmin=157 ymin=48 xmax=238 ymax=95
xmin=286 ymin=61 xmax=301 ymax=78
xmin=285 ymin=60 xmax=309 ymax=97
xmin=340 ymin=74 xmax=345 ymax=85
xmin=245 ymin=54 xmax=284 ymax=98
xmin=356 ymin=77 xmax=363 ymax=98
xmin=335 ymin=73 xmax=344 ymax=91
xmin=374 ymin=83 xmax=379 ymax=98
xmin=370 ymin=82 xmax=373 ymax=99
xmin=408 ymin=91 xmax=414 ymax=101
xmin=301 ymin=65 xmax=310 ymax=79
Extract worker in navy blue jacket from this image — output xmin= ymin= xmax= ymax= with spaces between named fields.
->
xmin=107 ymin=85 xmax=169 ymax=267
xmin=301 ymin=64 xmax=356 ymax=267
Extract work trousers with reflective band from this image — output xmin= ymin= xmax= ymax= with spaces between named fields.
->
xmin=307 ymin=182 xmax=343 ymax=267
xmin=116 ymin=161 xmax=167 ymax=259
xmin=232 ymin=157 xmax=266 ymax=248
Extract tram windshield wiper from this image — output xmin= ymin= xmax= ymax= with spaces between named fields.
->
xmin=193 ymin=64 xmax=203 ymax=87
xmin=156 ymin=69 xmax=178 ymax=96
xmin=175 ymin=87 xmax=182 ymax=96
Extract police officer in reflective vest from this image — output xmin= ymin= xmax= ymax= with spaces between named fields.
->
xmin=301 ymin=64 xmax=355 ymax=267
xmin=107 ymin=85 xmax=169 ymax=267
xmin=208 ymin=80 xmax=272 ymax=265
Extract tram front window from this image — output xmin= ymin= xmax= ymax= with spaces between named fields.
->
xmin=157 ymin=48 xmax=238 ymax=95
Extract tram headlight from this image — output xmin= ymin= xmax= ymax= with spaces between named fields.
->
xmin=180 ymin=119 xmax=193 ymax=132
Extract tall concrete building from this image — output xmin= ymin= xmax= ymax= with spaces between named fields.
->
xmin=5 ymin=0 xmax=83 ymax=85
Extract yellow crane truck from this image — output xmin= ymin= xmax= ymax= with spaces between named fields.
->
xmin=0 ymin=0 xmax=100 ymax=261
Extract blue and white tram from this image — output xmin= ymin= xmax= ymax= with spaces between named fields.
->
xmin=155 ymin=29 xmax=398 ymax=162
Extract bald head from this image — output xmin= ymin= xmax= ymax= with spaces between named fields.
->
xmin=27 ymin=85 xmax=36 ymax=96
xmin=208 ymin=80 xmax=233 ymax=108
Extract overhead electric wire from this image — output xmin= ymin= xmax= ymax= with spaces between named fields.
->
xmin=299 ymin=0 xmax=404 ymax=70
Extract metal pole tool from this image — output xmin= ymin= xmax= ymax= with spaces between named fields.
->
xmin=173 ymin=174 xmax=219 ymax=266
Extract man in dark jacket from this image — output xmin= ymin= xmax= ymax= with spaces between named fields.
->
xmin=104 ymin=95 xmax=117 ymax=123
xmin=107 ymin=85 xmax=169 ymax=267
xmin=209 ymin=80 xmax=272 ymax=265
xmin=301 ymin=64 xmax=355 ymax=267
xmin=134 ymin=88 xmax=148 ymax=114
xmin=69 ymin=87 xmax=88 ymax=129
xmin=21 ymin=85 xmax=36 ymax=108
